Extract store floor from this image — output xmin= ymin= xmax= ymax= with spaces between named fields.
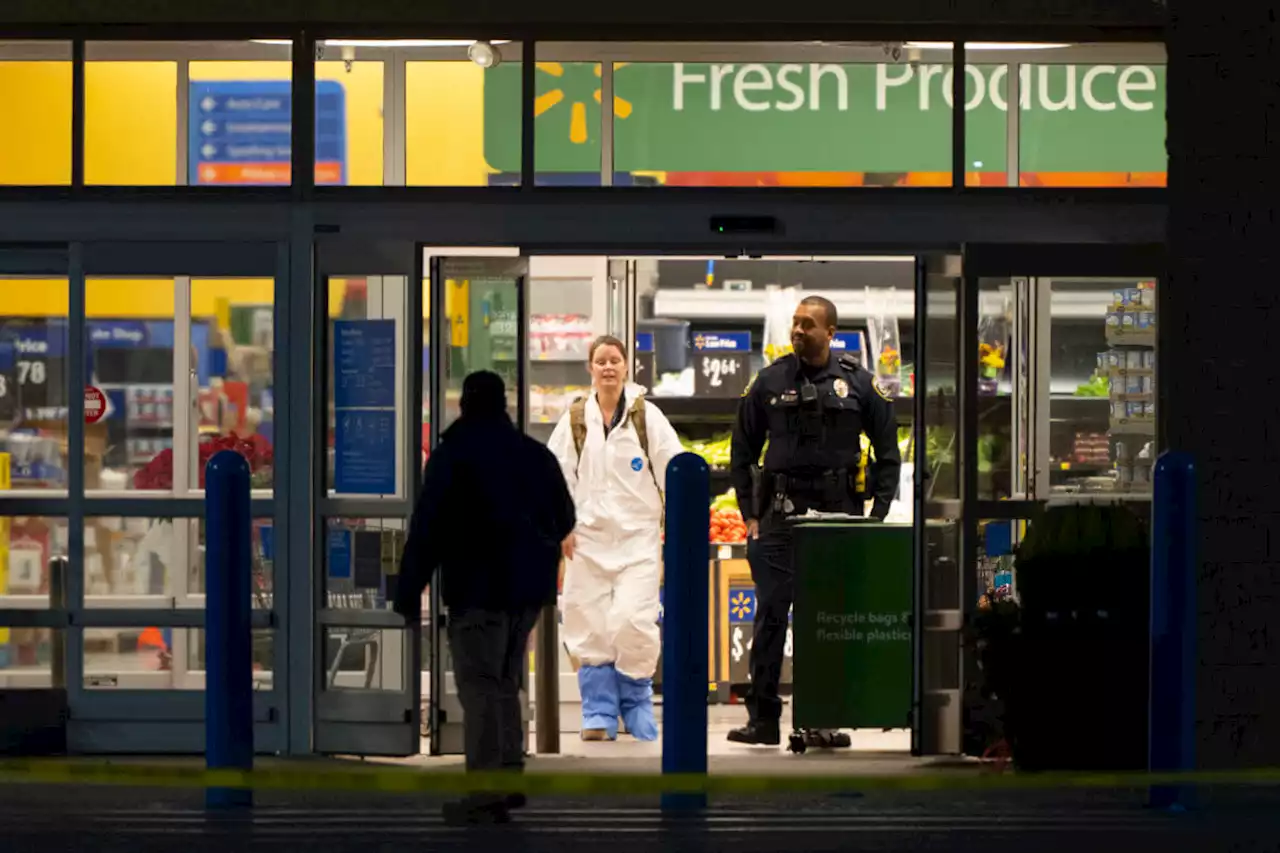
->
xmin=386 ymin=704 xmax=926 ymax=774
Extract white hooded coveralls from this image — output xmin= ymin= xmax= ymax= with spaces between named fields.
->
xmin=547 ymin=384 xmax=683 ymax=681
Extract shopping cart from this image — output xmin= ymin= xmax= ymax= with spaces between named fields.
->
xmin=325 ymin=590 xmax=384 ymax=690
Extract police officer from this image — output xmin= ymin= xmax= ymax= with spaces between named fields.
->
xmin=726 ymin=295 xmax=902 ymax=745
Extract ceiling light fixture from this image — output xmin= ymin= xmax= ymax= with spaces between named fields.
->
xmin=467 ymin=40 xmax=501 ymax=68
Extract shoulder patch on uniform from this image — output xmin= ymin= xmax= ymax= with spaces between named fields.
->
xmin=741 ymin=373 xmax=757 ymax=397
xmin=872 ymin=376 xmax=894 ymax=401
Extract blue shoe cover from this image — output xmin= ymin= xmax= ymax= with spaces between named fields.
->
xmin=617 ymin=673 xmax=659 ymax=741
xmin=579 ymin=664 xmax=620 ymax=738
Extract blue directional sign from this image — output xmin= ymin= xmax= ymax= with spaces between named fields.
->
xmin=334 ymin=320 xmax=395 ymax=409
xmin=189 ymin=80 xmax=347 ymax=186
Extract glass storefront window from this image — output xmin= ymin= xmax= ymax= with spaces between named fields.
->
xmin=0 ymin=515 xmax=68 ymax=610
xmin=405 ymin=41 xmax=522 ymax=187
xmin=82 ymin=277 xmax=274 ymax=495
xmin=190 ymin=278 xmax=276 ymax=492
xmin=321 ymin=626 xmax=408 ymax=692
xmin=85 ymin=278 xmax=176 ymax=493
xmin=1048 ymin=278 xmax=1157 ymax=496
xmin=0 ymin=279 xmax=69 ymax=492
xmin=81 ymin=515 xmax=275 ymax=607
xmin=83 ymin=628 xmax=274 ymax=690
xmin=0 ymin=41 xmax=72 ymax=186
xmin=324 ymin=517 xmax=405 ymax=607
xmin=326 ymin=276 xmax=408 ymax=497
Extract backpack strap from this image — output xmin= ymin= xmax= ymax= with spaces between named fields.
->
xmin=628 ymin=395 xmax=665 ymax=527
xmin=569 ymin=397 xmax=588 ymax=474
xmin=628 ymin=396 xmax=663 ymax=502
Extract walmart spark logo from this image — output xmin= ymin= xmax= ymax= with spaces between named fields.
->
xmin=535 ymin=62 xmax=633 ymax=144
xmin=730 ymin=590 xmax=755 ymax=621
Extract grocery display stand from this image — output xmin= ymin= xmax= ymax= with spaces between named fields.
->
xmin=1104 ymin=282 xmax=1158 ymax=491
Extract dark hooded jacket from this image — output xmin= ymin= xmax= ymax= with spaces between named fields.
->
xmin=393 ymin=412 xmax=575 ymax=618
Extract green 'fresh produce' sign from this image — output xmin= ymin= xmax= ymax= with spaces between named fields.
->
xmin=484 ymin=62 xmax=1166 ymax=174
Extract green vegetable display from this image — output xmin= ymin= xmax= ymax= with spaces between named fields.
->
xmin=1074 ymin=374 xmax=1110 ymax=397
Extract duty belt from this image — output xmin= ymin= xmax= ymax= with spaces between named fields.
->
xmin=769 ymin=469 xmax=852 ymax=514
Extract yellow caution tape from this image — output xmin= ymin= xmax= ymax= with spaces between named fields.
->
xmin=0 ymin=760 xmax=1278 ymax=796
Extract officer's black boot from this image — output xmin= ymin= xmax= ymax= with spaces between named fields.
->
xmin=727 ymin=719 xmax=781 ymax=745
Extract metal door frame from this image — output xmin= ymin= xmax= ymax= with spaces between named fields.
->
xmin=425 ymin=250 xmax=529 ymax=756
xmin=954 ymin=241 xmax=1167 ymax=756
xmin=310 ymin=238 xmax=422 ymax=756
xmin=911 ymin=251 xmax=966 ymax=756
xmin=0 ymin=239 xmax=286 ymax=753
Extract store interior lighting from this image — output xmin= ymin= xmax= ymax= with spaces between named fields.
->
xmin=250 ymin=39 xmax=511 ymax=48
xmin=906 ymin=42 xmax=1070 ymax=50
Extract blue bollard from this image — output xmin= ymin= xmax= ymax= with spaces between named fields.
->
xmin=205 ymin=450 xmax=254 ymax=810
xmin=1148 ymin=450 xmax=1196 ymax=811
xmin=661 ymin=452 xmax=711 ymax=815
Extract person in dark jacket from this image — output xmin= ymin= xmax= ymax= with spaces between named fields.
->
xmin=393 ymin=370 xmax=575 ymax=826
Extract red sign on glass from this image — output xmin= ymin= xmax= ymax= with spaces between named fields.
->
xmin=84 ymin=386 xmax=107 ymax=424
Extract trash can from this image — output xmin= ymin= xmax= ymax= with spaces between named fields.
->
xmin=791 ymin=520 xmax=913 ymax=732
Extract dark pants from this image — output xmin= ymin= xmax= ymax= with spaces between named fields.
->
xmin=745 ymin=517 xmax=794 ymax=725
xmin=447 ymin=605 xmax=541 ymax=773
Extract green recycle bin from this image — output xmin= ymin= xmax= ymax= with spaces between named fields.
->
xmin=791 ymin=520 xmax=913 ymax=731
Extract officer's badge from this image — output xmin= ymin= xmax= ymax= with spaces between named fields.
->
xmin=873 ymin=377 xmax=893 ymax=401
xmin=833 ymin=378 xmax=849 ymax=399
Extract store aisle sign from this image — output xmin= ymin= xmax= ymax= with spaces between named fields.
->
xmin=693 ymin=332 xmax=750 ymax=398
xmin=189 ymin=80 xmax=347 ymax=185
xmin=485 ymin=62 xmax=1167 ymax=174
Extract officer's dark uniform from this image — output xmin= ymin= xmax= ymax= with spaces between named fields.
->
xmin=728 ymin=350 xmax=901 ymax=737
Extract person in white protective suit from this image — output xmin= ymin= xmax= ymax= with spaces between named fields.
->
xmin=547 ymin=335 xmax=684 ymax=742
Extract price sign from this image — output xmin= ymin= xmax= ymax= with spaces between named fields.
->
xmin=634 ymin=332 xmax=656 ymax=391
xmin=692 ymin=331 xmax=750 ymax=398
xmin=0 ymin=323 xmax=66 ymax=419
xmin=727 ymin=585 xmax=793 ymax=690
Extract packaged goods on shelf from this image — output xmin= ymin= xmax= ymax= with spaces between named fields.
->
xmin=528 ymin=384 xmax=589 ymax=424
xmin=528 ymin=314 xmax=594 ymax=361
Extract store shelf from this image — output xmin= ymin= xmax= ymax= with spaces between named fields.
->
xmin=653 ymin=286 xmax=1120 ymax=322
xmin=1105 ymin=329 xmax=1157 ymax=348
xmin=652 ymin=395 xmax=739 ymax=421
xmin=1110 ymin=418 xmax=1157 ymax=435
